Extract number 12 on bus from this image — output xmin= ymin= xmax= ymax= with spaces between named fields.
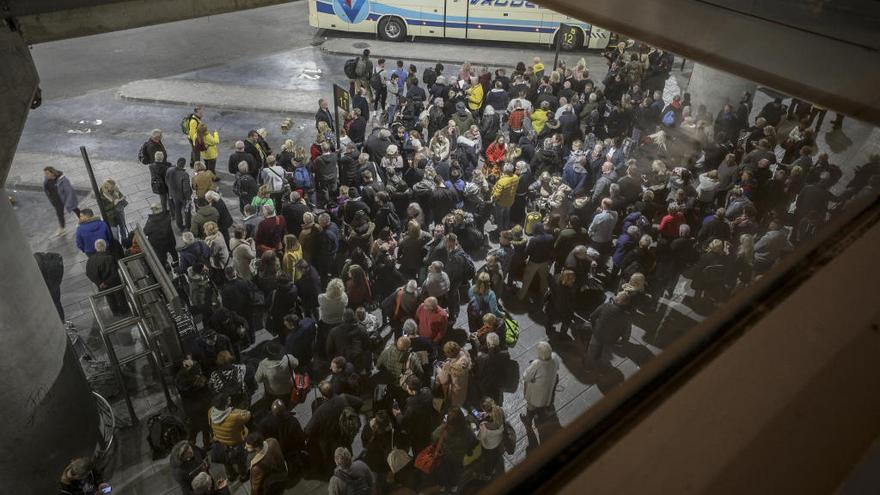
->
xmin=309 ymin=0 xmax=611 ymax=50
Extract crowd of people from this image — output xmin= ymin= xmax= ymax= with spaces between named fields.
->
xmin=50 ymin=43 xmax=880 ymax=495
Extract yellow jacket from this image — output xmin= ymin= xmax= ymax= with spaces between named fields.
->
xmin=210 ymin=407 xmax=250 ymax=446
xmin=187 ymin=116 xmax=201 ymax=143
xmin=491 ymin=174 xmax=520 ymax=207
xmin=531 ymin=108 xmax=549 ymax=134
xmin=199 ymin=131 xmax=220 ymax=160
xmin=467 ymin=84 xmax=484 ymax=111
xmin=282 ymin=245 xmax=304 ymax=280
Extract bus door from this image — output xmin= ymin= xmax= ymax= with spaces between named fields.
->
xmin=444 ymin=0 xmax=468 ymax=39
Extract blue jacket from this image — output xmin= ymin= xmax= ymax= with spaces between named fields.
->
xmin=176 ymin=240 xmax=211 ymax=274
xmin=75 ymin=218 xmax=112 ymax=254
xmin=562 ymin=162 xmax=589 ymax=196
xmin=55 ymin=175 xmax=79 ymax=213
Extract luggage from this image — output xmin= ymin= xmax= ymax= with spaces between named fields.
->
xmin=146 ymin=413 xmax=188 ymax=459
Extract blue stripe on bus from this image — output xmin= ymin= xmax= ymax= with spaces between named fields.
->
xmin=315 ymin=0 xmax=589 ymax=30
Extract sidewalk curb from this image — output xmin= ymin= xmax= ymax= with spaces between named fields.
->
xmin=320 ymin=43 xmax=520 ymax=69
xmin=118 ymin=92 xmax=298 ymax=115
xmin=7 ymin=182 xmax=93 ymax=195
xmin=118 ymin=79 xmax=320 ymax=115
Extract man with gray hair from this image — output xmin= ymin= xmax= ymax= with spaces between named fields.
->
xmin=521 ymin=341 xmax=560 ymax=435
xmin=140 ymin=128 xmax=166 ymax=165
xmin=228 ymin=139 xmax=256 ymax=177
xmin=232 ymin=161 xmax=258 ymax=214
xmin=85 ymin=238 xmax=127 ymax=315
xmin=329 ymin=447 xmax=374 ymax=495
xmin=190 ymin=471 xmax=228 ymax=495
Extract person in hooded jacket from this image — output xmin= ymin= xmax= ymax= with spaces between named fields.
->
xmin=254 ymin=341 xmax=298 ymax=408
xmin=208 ymin=394 xmax=251 ymax=483
xmin=75 ymin=209 xmax=113 ymax=256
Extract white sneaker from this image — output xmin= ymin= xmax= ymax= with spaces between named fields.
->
xmin=55 ymin=228 xmax=67 ymax=236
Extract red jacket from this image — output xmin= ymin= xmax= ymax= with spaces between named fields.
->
xmin=415 ymin=304 xmax=448 ymax=342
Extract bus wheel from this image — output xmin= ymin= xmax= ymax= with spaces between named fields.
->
xmin=379 ymin=17 xmax=406 ymax=42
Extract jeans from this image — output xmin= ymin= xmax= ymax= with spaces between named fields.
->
xmin=386 ymin=104 xmax=398 ymax=125
xmin=494 ymin=204 xmax=511 ymax=231
xmin=518 ymin=260 xmax=550 ymax=300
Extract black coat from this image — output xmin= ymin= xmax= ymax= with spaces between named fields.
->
xmin=213 ymin=199 xmax=234 ymax=232
xmin=589 ymin=301 xmax=631 ymax=345
xmin=315 ymin=108 xmax=335 ymax=132
xmin=244 ymin=140 xmax=267 ymax=169
xmin=398 ymin=388 xmax=435 ymax=453
xmin=349 ymin=117 xmax=367 ymax=145
xmin=149 ymin=161 xmax=171 ymax=194
xmin=352 ymin=95 xmax=370 ymax=122
xmin=228 ymin=150 xmax=257 ymax=175
xmin=144 ymin=139 xmax=167 ymax=166
xmin=86 ymin=251 xmax=121 ymax=289
xmin=143 ymin=212 xmax=176 ymax=253
xmin=282 ymin=202 xmax=310 ymax=237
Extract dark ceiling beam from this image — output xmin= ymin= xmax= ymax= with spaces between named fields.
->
xmin=7 ymin=0 xmax=293 ymax=44
xmin=538 ymin=0 xmax=880 ymax=126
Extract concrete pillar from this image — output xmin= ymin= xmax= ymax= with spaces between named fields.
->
xmin=0 ymin=23 xmax=100 ymax=493
xmin=686 ymin=63 xmax=758 ymax=118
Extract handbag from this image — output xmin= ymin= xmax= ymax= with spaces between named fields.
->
xmin=387 ymin=428 xmax=412 ymax=474
xmin=116 ymin=197 xmax=129 ymax=209
xmin=414 ymin=428 xmax=445 ymax=474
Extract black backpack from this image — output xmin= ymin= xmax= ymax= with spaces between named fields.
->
xmin=138 ymin=141 xmax=151 ymax=165
xmin=344 ymin=58 xmax=359 ymax=79
xmin=146 ymin=413 xmax=188 ymax=459
xmin=370 ymin=70 xmax=384 ymax=92
xmin=422 ymin=67 xmax=437 ymax=87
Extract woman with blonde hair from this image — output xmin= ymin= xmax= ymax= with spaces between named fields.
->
xmin=277 ymin=139 xmax=297 ymax=170
xmin=251 ymin=185 xmax=274 ymax=210
xmin=203 ymin=221 xmax=229 ymax=284
xmin=194 ymin=122 xmax=220 ymax=173
xmin=476 ymin=396 xmax=506 ymax=479
xmin=318 ymin=278 xmax=348 ymax=359
xmin=281 ymin=234 xmax=303 ymax=281
xmin=734 ymin=233 xmax=755 ymax=287
xmin=99 ymin=178 xmax=129 ymax=241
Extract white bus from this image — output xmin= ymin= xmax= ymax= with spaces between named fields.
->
xmin=308 ymin=0 xmax=611 ymax=50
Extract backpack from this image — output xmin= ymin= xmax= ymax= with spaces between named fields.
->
xmin=188 ymin=275 xmax=213 ymax=307
xmin=334 ymin=466 xmax=371 ymax=495
xmin=422 ymin=67 xmax=437 ymax=87
xmin=662 ymin=109 xmax=676 ymax=127
xmin=525 ymin=211 xmax=542 ymax=235
xmin=180 ymin=114 xmax=195 ymax=135
xmin=344 ymin=58 xmax=359 ymax=79
xmin=290 ymin=372 xmax=311 ymax=405
xmin=502 ymin=422 xmax=516 ymax=455
xmin=294 ymin=166 xmax=314 ymax=190
xmin=345 ymin=328 xmax=369 ymax=371
xmin=150 ymin=172 xmax=166 ymax=195
xmin=146 ymin=413 xmax=188 ymax=459
xmin=355 ymin=58 xmax=371 ymax=79
xmin=503 ymin=317 xmax=519 ymax=347
xmin=338 ymin=406 xmax=362 ymax=443
xmin=379 ymin=206 xmax=401 ymax=233
xmin=370 ymin=70 xmax=384 ymax=91
xmin=138 ymin=141 xmax=151 ymax=165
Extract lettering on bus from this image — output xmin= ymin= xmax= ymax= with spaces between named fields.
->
xmin=469 ymin=0 xmax=541 ymax=8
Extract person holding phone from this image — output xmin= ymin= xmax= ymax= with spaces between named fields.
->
xmin=59 ymin=457 xmax=110 ymax=495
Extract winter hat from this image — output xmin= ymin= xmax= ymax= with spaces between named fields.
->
xmin=386 ymin=145 xmax=399 ymax=155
